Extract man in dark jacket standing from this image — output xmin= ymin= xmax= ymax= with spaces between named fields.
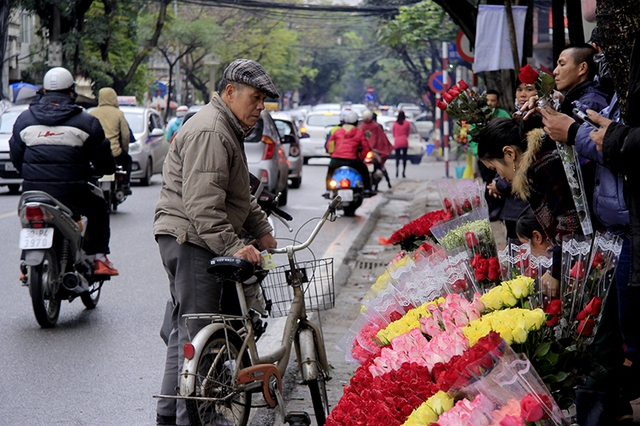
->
xmin=9 ymin=67 xmax=119 ymax=276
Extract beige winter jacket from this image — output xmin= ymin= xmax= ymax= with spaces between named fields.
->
xmin=89 ymin=88 xmax=130 ymax=157
xmin=153 ymin=93 xmax=272 ymax=256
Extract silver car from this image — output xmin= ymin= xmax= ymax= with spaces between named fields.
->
xmin=244 ymin=110 xmax=289 ymax=205
xmin=271 ymin=112 xmax=303 ymax=189
xmin=299 ymin=110 xmax=342 ymax=163
xmin=0 ymin=104 xmax=30 ymax=194
xmin=120 ymin=106 xmax=169 ymax=186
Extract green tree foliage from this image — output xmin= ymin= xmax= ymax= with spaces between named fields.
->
xmin=377 ymin=1 xmax=458 ymax=98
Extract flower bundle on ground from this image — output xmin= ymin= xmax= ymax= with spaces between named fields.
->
xmin=386 ymin=209 xmax=453 ymax=251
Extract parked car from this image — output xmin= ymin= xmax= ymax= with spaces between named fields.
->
xmin=120 ymin=106 xmax=169 ymax=186
xmin=245 ymin=110 xmax=289 ymax=205
xmin=271 ymin=112 xmax=303 ymax=189
xmin=0 ymin=104 xmax=29 ymax=194
xmin=396 ymin=103 xmax=423 ymax=119
xmin=413 ymin=112 xmax=434 ymax=140
xmin=299 ymin=111 xmax=342 ymax=163
xmin=376 ymin=115 xmax=425 ymax=165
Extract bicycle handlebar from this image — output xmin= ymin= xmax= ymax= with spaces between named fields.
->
xmin=270 ymin=196 xmax=342 ymax=255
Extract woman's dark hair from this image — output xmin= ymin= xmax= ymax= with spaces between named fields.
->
xmin=516 ymin=206 xmax=543 ymax=240
xmin=397 ymin=110 xmax=405 ymax=124
xmin=476 ymin=116 xmax=544 ymax=161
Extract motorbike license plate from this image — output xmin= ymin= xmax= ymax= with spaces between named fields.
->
xmin=19 ymin=228 xmax=54 ymax=249
xmin=338 ymin=189 xmax=353 ymax=202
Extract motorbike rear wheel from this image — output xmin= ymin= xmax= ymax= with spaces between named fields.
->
xmin=185 ymin=329 xmax=252 ymax=426
xmin=30 ymin=249 xmax=61 ymax=328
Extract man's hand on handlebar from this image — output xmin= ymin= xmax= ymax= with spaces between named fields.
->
xmin=258 ymin=233 xmax=277 ymax=252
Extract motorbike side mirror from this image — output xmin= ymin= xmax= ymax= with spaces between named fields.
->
xmin=299 ymin=132 xmax=310 ymax=139
xmin=151 ymin=128 xmax=164 ymax=137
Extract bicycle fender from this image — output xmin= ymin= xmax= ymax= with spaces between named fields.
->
xmin=298 ymin=328 xmax=319 ymax=382
xmin=179 ymin=322 xmax=231 ymax=396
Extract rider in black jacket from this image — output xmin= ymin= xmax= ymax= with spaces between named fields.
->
xmin=9 ymin=67 xmax=119 ymax=276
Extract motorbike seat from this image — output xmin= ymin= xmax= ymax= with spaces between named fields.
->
xmin=207 ymin=257 xmax=256 ymax=283
xmin=21 ymin=192 xmax=76 ymax=218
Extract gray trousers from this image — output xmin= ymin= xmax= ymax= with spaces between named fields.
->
xmin=156 ymin=235 xmax=221 ymax=425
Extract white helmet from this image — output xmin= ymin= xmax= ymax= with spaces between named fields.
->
xmin=43 ymin=67 xmax=75 ymax=91
xmin=342 ymin=110 xmax=359 ymax=125
xmin=176 ymin=105 xmax=188 ymax=117
xmin=361 ymin=110 xmax=373 ymax=121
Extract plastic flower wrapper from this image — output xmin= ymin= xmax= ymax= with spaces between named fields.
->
xmin=559 ymin=234 xmax=592 ymax=337
xmin=441 ymin=249 xmax=482 ymax=301
xmin=435 ymin=178 xmax=486 ymax=217
xmin=337 ymin=310 xmax=389 ymax=364
xmin=363 ymin=279 xmax=415 ymax=328
xmin=394 ymin=246 xmax=449 ymax=306
xmin=431 ymin=207 xmax=500 ymax=291
xmin=572 ymin=231 xmax=622 ymax=342
xmin=463 ymin=307 xmax=546 ymax=347
xmin=436 ymin=80 xmax=495 ymax=140
xmin=420 ymin=292 xmax=484 ymax=339
xmin=499 ymin=239 xmax=538 ymax=281
xmin=461 ymin=345 xmax=566 ymax=425
xmin=402 ymin=390 xmax=454 ymax=426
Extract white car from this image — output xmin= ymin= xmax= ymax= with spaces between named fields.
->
xmin=299 ymin=111 xmax=342 ymax=163
xmin=413 ymin=112 xmax=434 ymax=140
xmin=0 ymin=104 xmax=30 ymax=194
xmin=120 ymin=106 xmax=169 ymax=186
xmin=375 ymin=115 xmax=425 ymax=165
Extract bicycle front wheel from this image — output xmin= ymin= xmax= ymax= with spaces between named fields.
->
xmin=308 ymin=377 xmax=329 ymax=425
xmin=185 ymin=330 xmax=252 ymax=426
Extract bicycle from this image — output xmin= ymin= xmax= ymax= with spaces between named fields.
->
xmin=159 ymin=196 xmax=342 ymax=426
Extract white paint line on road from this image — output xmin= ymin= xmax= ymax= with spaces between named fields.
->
xmin=0 ymin=211 xmax=15 ymax=219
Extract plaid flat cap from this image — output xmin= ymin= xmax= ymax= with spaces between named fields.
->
xmin=223 ymin=59 xmax=279 ymax=99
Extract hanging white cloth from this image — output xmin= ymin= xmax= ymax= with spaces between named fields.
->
xmin=474 ymin=4 xmax=528 ymax=72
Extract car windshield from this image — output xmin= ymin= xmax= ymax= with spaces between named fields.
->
xmin=306 ymin=114 xmax=341 ymax=127
xmin=124 ymin=112 xmax=144 ymax=134
xmin=245 ymin=118 xmax=264 ymax=142
xmin=0 ymin=110 xmax=23 ymax=133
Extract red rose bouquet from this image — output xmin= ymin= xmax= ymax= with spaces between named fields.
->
xmin=517 ymin=64 xmax=557 ymax=110
xmin=436 ymin=80 xmax=495 ymax=140
xmin=387 ymin=208 xmax=452 ymax=251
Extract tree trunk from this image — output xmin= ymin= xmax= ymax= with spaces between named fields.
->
xmin=112 ymin=0 xmax=171 ymax=94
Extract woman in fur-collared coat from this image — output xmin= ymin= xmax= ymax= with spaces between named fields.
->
xmin=475 ymin=117 xmax=583 ymax=244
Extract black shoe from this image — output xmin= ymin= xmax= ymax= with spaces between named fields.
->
xmin=122 ymin=186 xmax=132 ymax=196
xmin=156 ymin=414 xmax=176 ymax=425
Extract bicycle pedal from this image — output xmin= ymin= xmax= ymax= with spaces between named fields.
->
xmin=284 ymin=411 xmax=311 ymax=426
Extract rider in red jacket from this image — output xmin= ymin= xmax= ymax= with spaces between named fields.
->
xmin=325 ymin=110 xmax=373 ymax=193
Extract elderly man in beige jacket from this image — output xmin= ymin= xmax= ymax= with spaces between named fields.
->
xmin=89 ymin=87 xmax=132 ymax=194
xmin=153 ymin=59 xmax=279 ymax=426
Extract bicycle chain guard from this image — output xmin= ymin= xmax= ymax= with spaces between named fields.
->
xmin=236 ymin=364 xmax=282 ymax=408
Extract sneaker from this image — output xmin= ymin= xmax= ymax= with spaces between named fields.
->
xmin=94 ymin=257 xmax=119 ymax=276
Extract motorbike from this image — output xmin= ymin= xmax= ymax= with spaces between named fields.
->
xmin=365 ymin=150 xmax=384 ymax=192
xmin=98 ymin=165 xmax=128 ymax=213
xmin=323 ymin=165 xmax=375 ymax=217
xmin=17 ymin=186 xmax=111 ymax=328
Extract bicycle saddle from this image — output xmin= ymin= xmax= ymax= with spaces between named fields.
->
xmin=207 ymin=257 xmax=255 ymax=282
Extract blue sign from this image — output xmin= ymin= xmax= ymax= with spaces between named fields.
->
xmin=448 ymin=43 xmax=461 ymax=61
xmin=429 ymin=72 xmax=446 ymax=93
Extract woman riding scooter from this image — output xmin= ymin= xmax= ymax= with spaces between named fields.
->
xmin=325 ymin=110 xmax=373 ymax=195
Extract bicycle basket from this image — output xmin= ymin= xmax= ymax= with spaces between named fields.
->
xmin=261 ymin=258 xmax=335 ymax=318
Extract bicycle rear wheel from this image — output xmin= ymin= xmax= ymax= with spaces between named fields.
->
xmin=185 ymin=329 xmax=252 ymax=426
